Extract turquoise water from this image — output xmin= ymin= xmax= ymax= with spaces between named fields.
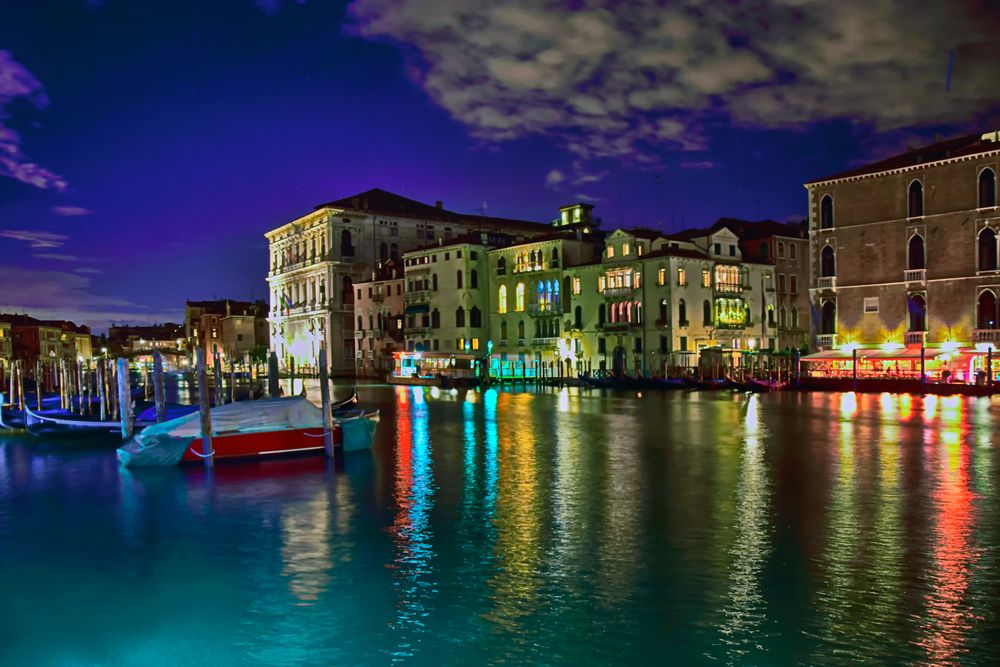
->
xmin=1 ymin=387 xmax=998 ymax=665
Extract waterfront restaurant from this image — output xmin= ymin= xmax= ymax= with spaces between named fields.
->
xmin=390 ymin=350 xmax=481 ymax=386
xmin=801 ymin=342 xmax=997 ymax=384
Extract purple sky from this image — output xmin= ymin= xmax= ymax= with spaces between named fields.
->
xmin=1 ymin=0 xmax=998 ymax=331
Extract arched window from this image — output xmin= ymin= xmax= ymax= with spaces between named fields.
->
xmin=515 ymin=283 xmax=525 ymax=311
xmin=357 ymin=315 xmax=363 ymax=330
xmin=368 ymin=314 xmax=374 ymax=330
xmin=379 ymin=242 xmax=388 ymax=262
xmin=659 ymin=298 xmax=668 ymax=324
xmin=497 ymin=257 xmax=507 ymax=275
xmin=791 ymin=307 xmax=799 ymax=329
xmin=500 ymin=321 xmax=508 ymax=340
xmin=767 ymin=305 xmax=775 ymax=328
xmin=432 ymin=274 xmax=439 ymax=291
xmin=574 ymin=305 xmax=582 ymax=328
xmin=779 ymin=306 xmax=787 ymax=328
xmin=610 ymin=302 xmax=617 ymax=323
xmin=820 ymin=195 xmax=834 ymax=229
xmin=341 ymin=229 xmax=354 ymax=256
xmin=908 ymin=180 xmax=924 ymax=217
xmin=598 ymin=303 xmax=606 ymax=325
xmin=456 ymin=270 xmax=463 ymax=289
xmin=790 ymin=244 xmax=797 ymax=260
xmin=777 ymin=242 xmax=785 ymax=259
xmin=551 ymin=248 xmax=560 ymax=267
xmin=821 ymin=245 xmax=836 ymax=277
xmin=979 ymin=228 xmax=997 ymax=271
xmin=908 ymin=234 xmax=925 ymax=270
xmin=390 ymin=243 xmax=399 ymax=261
xmin=703 ymin=299 xmax=712 ymax=325
xmin=552 ymin=279 xmax=560 ymax=310
xmin=978 ymin=290 xmax=997 ymax=330
xmin=678 ymin=299 xmax=687 ymax=325
xmin=908 ymin=294 xmax=926 ymax=332
xmin=470 ymin=270 xmax=478 ymax=289
xmin=470 ymin=306 xmax=481 ymax=328
xmin=455 ymin=306 xmax=465 ymax=327
xmin=981 ymin=168 xmax=997 ymax=208
xmin=635 ymin=301 xmax=642 ymax=324
xmin=517 ymin=320 xmax=525 ymax=340
xmin=820 ymin=301 xmax=836 ymax=335
xmin=537 ymin=281 xmax=546 ymax=311
xmin=498 ymin=285 xmax=508 ymax=314
xmin=431 ymin=309 xmax=440 ymax=329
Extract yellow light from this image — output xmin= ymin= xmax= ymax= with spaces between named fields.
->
xmin=748 ymin=338 xmax=756 ymax=349
xmin=941 ymin=340 xmax=960 ymax=352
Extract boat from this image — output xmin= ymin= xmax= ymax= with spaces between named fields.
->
xmin=746 ymin=378 xmax=788 ymax=392
xmin=117 ymin=396 xmax=377 ymax=466
xmin=685 ymin=377 xmax=732 ymax=390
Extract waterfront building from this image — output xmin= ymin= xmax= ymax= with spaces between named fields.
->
xmin=0 ymin=314 xmax=92 ymax=362
xmin=0 ymin=322 xmax=11 ymax=364
xmin=486 ymin=205 xmax=604 ymax=379
xmin=108 ymin=323 xmax=185 ymax=355
xmin=185 ymin=299 xmax=267 ymax=367
xmin=804 ymin=130 xmax=1000 ymax=381
xmin=265 ymin=188 xmax=549 ymax=375
xmin=353 ymin=261 xmax=405 ymax=378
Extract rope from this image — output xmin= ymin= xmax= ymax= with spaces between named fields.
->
xmin=188 ymin=447 xmax=216 ymax=458
xmin=303 ymin=431 xmax=330 ymax=438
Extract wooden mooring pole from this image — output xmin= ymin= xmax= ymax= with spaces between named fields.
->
xmin=196 ymin=348 xmax=214 ymax=468
xmin=213 ymin=347 xmax=224 ymax=407
xmin=319 ymin=348 xmax=334 ymax=458
xmin=153 ymin=351 xmax=166 ymax=423
xmin=268 ymin=351 xmax=279 ymax=398
xmin=35 ymin=360 xmax=43 ymax=411
xmin=116 ymin=358 xmax=133 ymax=440
xmin=16 ymin=360 xmax=25 ymax=411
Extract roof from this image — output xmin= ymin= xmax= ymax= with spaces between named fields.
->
xmin=313 ymin=188 xmax=549 ymax=232
xmin=0 ymin=313 xmax=90 ymax=333
xmin=807 ymin=131 xmax=1000 ymax=185
xmin=673 ymin=218 xmax=806 ymax=242
xmin=571 ymin=245 xmax=708 ymax=268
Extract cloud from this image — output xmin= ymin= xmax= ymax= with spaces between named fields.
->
xmin=74 ymin=267 xmax=102 ymax=274
xmin=0 ymin=266 xmax=180 ymax=331
xmin=52 ymin=206 xmax=92 ymax=217
xmin=681 ymin=161 xmax=715 ymax=170
xmin=32 ymin=253 xmax=80 ymax=261
xmin=350 ymin=1 xmax=1000 ymax=161
xmin=0 ymin=51 xmax=67 ymax=191
xmin=0 ymin=230 xmax=68 ymax=248
xmin=545 ymin=168 xmax=565 ymax=189
xmin=573 ymin=193 xmax=601 ymax=203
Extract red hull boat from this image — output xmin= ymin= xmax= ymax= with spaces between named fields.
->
xmin=181 ymin=425 xmax=342 ymax=463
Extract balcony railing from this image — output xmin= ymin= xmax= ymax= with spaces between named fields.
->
xmin=527 ymin=303 xmax=561 ymax=316
xmin=354 ymin=330 xmax=364 ymax=339
xmin=816 ymin=333 xmax=837 ymax=348
xmin=601 ymin=321 xmax=636 ymax=331
xmin=532 ymin=337 xmax=558 ymax=346
xmin=372 ymin=293 xmax=386 ymax=303
xmin=715 ymin=321 xmax=749 ymax=330
xmin=904 ymin=331 xmax=927 ymax=345
xmin=405 ymin=327 xmax=433 ymax=337
xmin=816 ymin=276 xmax=836 ymax=289
xmin=602 ymin=286 xmax=635 ymax=297
xmin=904 ymin=268 xmax=926 ymax=283
xmin=714 ymin=283 xmax=744 ymax=295
xmin=974 ymin=329 xmax=1000 ymax=342
xmin=403 ymin=290 xmax=432 ymax=305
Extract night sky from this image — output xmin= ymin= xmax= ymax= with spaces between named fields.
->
xmin=2 ymin=0 xmax=998 ymax=331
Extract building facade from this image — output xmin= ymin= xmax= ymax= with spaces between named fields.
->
xmin=185 ymin=300 xmax=267 ymax=367
xmin=806 ymin=131 xmax=1000 ymax=364
xmin=266 ymin=188 xmax=550 ymax=375
xmin=353 ymin=262 xmax=405 ymax=377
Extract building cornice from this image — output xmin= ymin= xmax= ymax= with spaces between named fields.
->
xmin=805 ymin=148 xmax=1000 ymax=189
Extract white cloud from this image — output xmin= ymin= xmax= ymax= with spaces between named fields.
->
xmin=546 ymin=161 xmax=608 ymax=190
xmin=0 ymin=51 xmax=66 ymax=191
xmin=681 ymin=161 xmax=715 ymax=170
xmin=349 ymin=1 xmax=1000 ymax=161
xmin=32 ymin=253 xmax=79 ymax=261
xmin=0 ymin=230 xmax=68 ymax=248
xmin=52 ymin=206 xmax=92 ymax=217
xmin=545 ymin=168 xmax=565 ymax=189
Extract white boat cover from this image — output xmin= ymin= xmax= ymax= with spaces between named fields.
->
xmin=118 ymin=397 xmax=325 ymax=466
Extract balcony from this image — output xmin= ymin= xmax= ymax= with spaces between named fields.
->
xmin=903 ymin=268 xmax=926 ymax=284
xmin=366 ymin=329 xmax=384 ymax=339
xmin=974 ymin=329 xmax=1000 ymax=343
xmin=404 ymin=290 xmax=432 ymax=305
xmin=904 ymin=330 xmax=927 ymax=345
xmin=602 ymin=286 xmax=635 ymax=297
xmin=527 ymin=304 xmax=561 ymax=317
xmin=715 ymin=321 xmax=749 ymax=330
xmin=654 ymin=318 xmax=671 ymax=329
xmin=354 ymin=330 xmax=364 ymax=339
xmin=601 ymin=321 xmax=636 ymax=331
xmin=372 ymin=293 xmax=386 ymax=303
xmin=816 ymin=333 xmax=837 ymax=348
xmin=714 ymin=283 xmax=744 ymax=296
xmin=816 ymin=276 xmax=836 ymax=290
xmin=405 ymin=327 xmax=433 ymax=337
xmin=532 ymin=337 xmax=558 ymax=346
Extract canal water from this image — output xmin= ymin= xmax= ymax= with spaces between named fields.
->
xmin=1 ymin=387 xmax=998 ymax=665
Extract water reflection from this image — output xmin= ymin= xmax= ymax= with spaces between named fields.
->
xmin=715 ymin=394 xmax=771 ymax=664
xmin=389 ymin=387 xmax=436 ymax=660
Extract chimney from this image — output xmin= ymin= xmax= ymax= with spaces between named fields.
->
xmin=362 ymin=198 xmax=369 ymax=210
xmin=435 ymin=200 xmax=443 ymax=209
xmin=351 ymin=197 xmax=360 ymax=209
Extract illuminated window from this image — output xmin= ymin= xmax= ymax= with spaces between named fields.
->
xmin=472 ymin=338 xmax=480 ymax=350
xmin=498 ymin=285 xmax=508 ymax=314
xmin=634 ymin=271 xmax=641 ymax=288
xmin=677 ymin=267 xmax=687 ymax=286
xmin=623 ymin=243 xmax=630 ymax=255
xmin=714 ymin=264 xmax=740 ymax=292
xmin=657 ymin=268 xmax=665 ymax=286
xmin=572 ymin=276 xmax=581 ymax=295
xmin=638 ymin=244 xmax=644 ymax=256
xmin=599 ymin=276 xmax=607 ymax=291
xmin=607 ymin=246 xmax=615 ymax=259
xmin=701 ymin=269 xmax=710 ymax=287
xmin=515 ymin=283 xmax=525 ymax=312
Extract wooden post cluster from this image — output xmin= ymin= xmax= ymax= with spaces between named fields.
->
xmin=319 ymin=348 xmax=334 ymax=458
xmin=153 ymin=351 xmax=166 ymax=423
xmin=196 ymin=348 xmax=214 ymax=468
xmin=116 ymin=358 xmax=133 ymax=440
